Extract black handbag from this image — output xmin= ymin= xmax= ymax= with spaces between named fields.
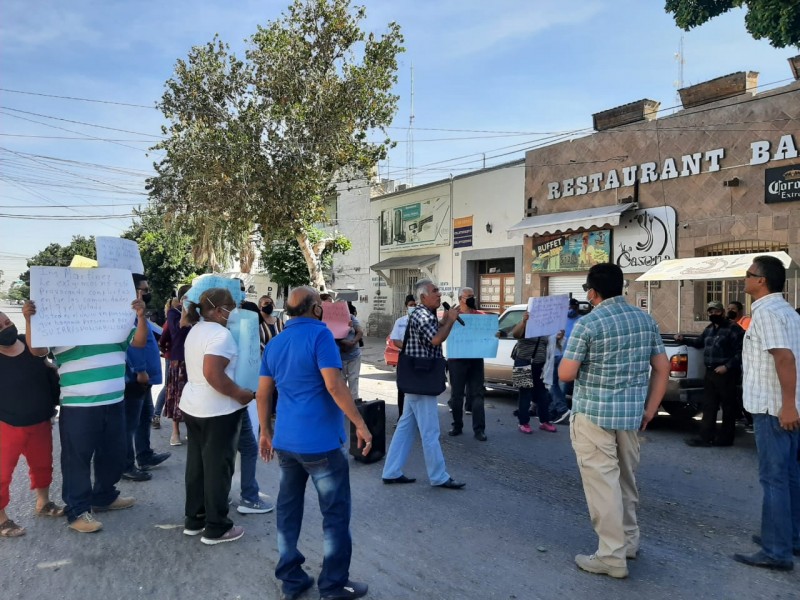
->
xmin=396 ymin=315 xmax=447 ymax=396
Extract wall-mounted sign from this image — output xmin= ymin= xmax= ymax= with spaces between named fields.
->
xmin=532 ymin=230 xmax=611 ymax=273
xmin=453 ymin=215 xmax=473 ymax=248
xmin=765 ymin=163 xmax=800 ymax=204
xmin=614 ymin=206 xmax=677 ymax=273
xmin=380 ymin=196 xmax=451 ymax=250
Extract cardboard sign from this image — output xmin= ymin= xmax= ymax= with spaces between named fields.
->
xmin=524 ymin=295 xmax=569 ymax=339
xmin=95 ymin=237 xmax=145 ymax=274
xmin=30 ymin=267 xmax=136 ymax=347
xmin=69 ymin=255 xmax=98 ymax=268
xmin=322 ymin=302 xmax=352 ymax=339
xmin=446 ymin=314 xmax=499 ymax=359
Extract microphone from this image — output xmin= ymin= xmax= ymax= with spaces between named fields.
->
xmin=442 ymin=302 xmax=465 ymax=326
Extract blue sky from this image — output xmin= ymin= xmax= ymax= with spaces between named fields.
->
xmin=0 ymin=0 xmax=796 ymax=284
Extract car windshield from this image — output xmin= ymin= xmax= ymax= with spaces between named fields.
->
xmin=498 ymin=309 xmax=524 ymax=335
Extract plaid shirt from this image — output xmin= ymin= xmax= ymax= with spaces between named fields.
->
xmin=685 ymin=319 xmax=744 ymax=370
xmin=743 ymin=293 xmax=800 ymax=415
xmin=564 ymin=296 xmax=665 ymax=430
xmin=404 ymin=306 xmax=443 ymax=359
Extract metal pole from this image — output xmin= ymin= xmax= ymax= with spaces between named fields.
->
xmin=647 ymin=281 xmax=652 ymax=314
xmin=677 ymin=281 xmax=682 ymax=331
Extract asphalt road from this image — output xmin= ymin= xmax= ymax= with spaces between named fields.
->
xmin=1 ymin=323 xmax=797 ymax=599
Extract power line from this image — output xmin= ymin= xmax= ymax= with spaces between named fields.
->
xmin=0 ymin=106 xmax=164 ymax=138
xmin=0 ymin=87 xmax=156 ymax=109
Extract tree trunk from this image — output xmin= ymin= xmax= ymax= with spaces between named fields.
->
xmin=296 ymin=231 xmax=327 ymax=291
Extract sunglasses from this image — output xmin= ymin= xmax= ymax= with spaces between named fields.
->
xmin=745 ymin=270 xmax=762 ymax=278
xmin=582 ymin=283 xmax=591 ymax=292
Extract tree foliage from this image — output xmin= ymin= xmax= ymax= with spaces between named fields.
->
xmin=147 ymin=0 xmax=404 ymax=289
xmin=20 ymin=235 xmax=97 ymax=283
xmin=665 ymin=0 xmax=800 ymax=48
xmin=260 ymin=226 xmax=352 ymax=288
xmin=122 ymin=205 xmax=204 ymax=312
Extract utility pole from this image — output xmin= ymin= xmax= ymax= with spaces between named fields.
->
xmin=674 ymin=35 xmax=685 ymax=106
xmin=405 ymin=63 xmax=415 ymax=187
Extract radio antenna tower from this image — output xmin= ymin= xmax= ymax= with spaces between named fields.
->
xmin=674 ymin=35 xmax=685 ymax=106
xmin=406 ymin=63 xmax=415 ymax=187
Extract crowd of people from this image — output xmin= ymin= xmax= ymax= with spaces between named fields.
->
xmin=1 ymin=256 xmax=799 ymax=598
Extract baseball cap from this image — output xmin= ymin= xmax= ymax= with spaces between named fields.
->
xmin=707 ymin=301 xmax=724 ymax=311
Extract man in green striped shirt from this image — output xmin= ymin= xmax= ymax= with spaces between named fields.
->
xmin=50 ymin=298 xmax=150 ymax=533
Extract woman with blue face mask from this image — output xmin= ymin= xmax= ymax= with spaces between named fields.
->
xmin=389 ymin=295 xmax=417 ymax=419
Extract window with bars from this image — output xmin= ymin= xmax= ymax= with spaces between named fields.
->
xmin=695 ymin=241 xmax=788 ymax=318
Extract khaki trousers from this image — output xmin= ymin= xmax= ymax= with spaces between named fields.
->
xmin=570 ymin=412 xmax=640 ymax=567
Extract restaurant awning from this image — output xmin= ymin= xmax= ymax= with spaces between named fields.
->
xmin=506 ymin=203 xmax=636 ymax=239
xmin=636 ymin=251 xmax=797 ymax=282
xmin=370 ymin=254 xmax=439 ymax=284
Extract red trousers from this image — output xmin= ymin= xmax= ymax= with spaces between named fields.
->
xmin=0 ymin=421 xmax=54 ymax=510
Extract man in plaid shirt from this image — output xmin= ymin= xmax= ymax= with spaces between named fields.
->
xmin=382 ymin=279 xmax=466 ymax=490
xmin=560 ymin=263 xmax=669 ymax=579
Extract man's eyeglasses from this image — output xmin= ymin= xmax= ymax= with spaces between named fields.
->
xmin=582 ymin=283 xmax=591 ymax=292
xmin=745 ymin=271 xmax=762 ymax=279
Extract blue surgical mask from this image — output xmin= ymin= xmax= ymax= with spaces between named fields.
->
xmin=407 ymin=307 xmax=416 ymax=316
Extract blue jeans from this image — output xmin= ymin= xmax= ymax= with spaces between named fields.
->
xmin=59 ymin=403 xmax=125 ymax=521
xmin=382 ymin=393 xmax=450 ymax=485
xmin=275 ymin=447 xmax=352 ymax=596
xmin=515 ymin=359 xmax=552 ymax=425
xmin=123 ymin=382 xmax=154 ymax=471
xmin=753 ymin=413 xmax=800 ymax=562
xmin=550 ymin=356 xmax=569 ymax=416
xmin=238 ymin=411 xmax=260 ymax=503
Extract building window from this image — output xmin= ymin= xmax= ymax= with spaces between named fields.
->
xmin=695 ymin=241 xmax=788 ymax=319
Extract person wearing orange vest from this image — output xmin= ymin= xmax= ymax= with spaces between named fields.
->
xmin=727 ymin=301 xmax=752 ymax=330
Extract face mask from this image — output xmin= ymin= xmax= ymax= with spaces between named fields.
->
xmin=567 ymin=309 xmax=578 ymax=319
xmin=0 ymin=324 xmax=18 ymax=346
xmin=465 ymin=297 xmax=477 ymax=310
xmin=708 ymin=314 xmax=725 ymax=325
xmin=407 ymin=306 xmax=416 ymax=316
xmin=726 ymin=311 xmax=738 ymax=321
xmin=140 ymin=293 xmax=152 ymax=305
xmin=262 ymin=304 xmax=274 ymax=315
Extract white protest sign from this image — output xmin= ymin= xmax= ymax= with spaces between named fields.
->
xmin=30 ymin=267 xmax=137 ymax=347
xmin=524 ymin=295 xmax=569 ymax=339
xmin=96 ymin=236 xmax=145 ymax=274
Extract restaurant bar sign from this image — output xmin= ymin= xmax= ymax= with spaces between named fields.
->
xmin=453 ymin=216 xmax=473 ymax=248
xmin=532 ymin=230 xmax=611 ymax=273
xmin=765 ymin=163 xmax=800 ymax=204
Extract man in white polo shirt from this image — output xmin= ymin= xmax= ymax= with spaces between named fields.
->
xmin=734 ymin=255 xmax=800 ymax=571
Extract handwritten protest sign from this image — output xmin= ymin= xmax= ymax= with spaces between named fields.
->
xmin=322 ymin=302 xmax=352 ymax=339
xmin=225 ymin=308 xmax=261 ymax=439
xmin=69 ymin=255 xmax=98 ymax=268
xmin=446 ymin=314 xmax=499 ymax=359
xmin=95 ymin=237 xmax=145 ymax=274
xmin=524 ymin=295 xmax=569 ymax=338
xmin=30 ymin=267 xmax=136 ymax=347
xmin=184 ymin=274 xmax=244 ymax=306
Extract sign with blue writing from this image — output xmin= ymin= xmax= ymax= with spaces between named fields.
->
xmin=446 ymin=314 xmax=499 ymax=359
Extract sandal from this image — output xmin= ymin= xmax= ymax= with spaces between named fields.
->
xmin=35 ymin=501 xmax=65 ymax=517
xmin=0 ymin=519 xmax=26 ymax=537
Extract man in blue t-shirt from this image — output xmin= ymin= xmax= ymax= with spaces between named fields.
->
xmin=256 ymin=286 xmax=372 ymax=600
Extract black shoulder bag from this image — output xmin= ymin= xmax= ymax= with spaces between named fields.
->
xmin=396 ymin=315 xmax=447 ymax=396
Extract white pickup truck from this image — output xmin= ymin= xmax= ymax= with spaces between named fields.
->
xmin=484 ymin=304 xmax=706 ymax=419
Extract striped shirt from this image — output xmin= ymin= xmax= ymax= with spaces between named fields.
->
xmin=564 ymin=296 xmax=665 ymax=430
xmin=53 ymin=330 xmax=134 ymax=407
xmin=742 ymin=293 xmax=800 ymax=415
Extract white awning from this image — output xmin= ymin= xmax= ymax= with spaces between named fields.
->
xmin=507 ymin=203 xmax=636 ymax=239
xmin=636 ymin=251 xmax=796 ymax=282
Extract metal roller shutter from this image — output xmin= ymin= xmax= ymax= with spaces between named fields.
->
xmin=548 ymin=275 xmax=586 ymax=301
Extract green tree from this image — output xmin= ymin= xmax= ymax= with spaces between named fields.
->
xmin=665 ymin=0 xmax=800 ymax=48
xmin=9 ymin=282 xmax=29 ymax=304
xmin=122 ymin=205 xmax=204 ymax=313
xmin=20 ymin=235 xmax=97 ymax=286
xmin=148 ymin=0 xmax=403 ymax=289
xmin=260 ymin=226 xmax=352 ymax=288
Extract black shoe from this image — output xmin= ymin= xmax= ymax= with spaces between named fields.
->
xmin=320 ymin=580 xmax=368 ymax=600
xmin=121 ymin=468 xmax=152 ymax=482
xmin=474 ymin=431 xmax=487 ymax=441
xmin=280 ymin=575 xmax=314 ymax=600
xmin=436 ymin=478 xmax=466 ymax=490
xmin=382 ymin=475 xmax=416 ymax=484
xmin=139 ymin=452 xmax=171 ymax=470
xmin=733 ymin=551 xmax=793 ymax=571
xmin=752 ymin=534 xmax=800 ymax=557
xmin=712 ymin=440 xmax=734 ymax=447
xmin=684 ymin=438 xmax=713 ymax=448
xmin=448 ymin=427 xmax=463 ymax=436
